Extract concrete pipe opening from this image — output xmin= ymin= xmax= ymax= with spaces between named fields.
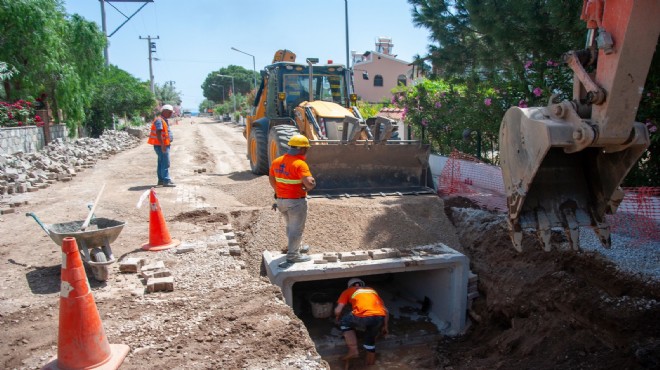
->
xmin=263 ymin=243 xmax=470 ymax=363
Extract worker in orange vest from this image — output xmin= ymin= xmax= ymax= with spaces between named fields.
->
xmin=269 ymin=134 xmax=316 ymax=269
xmin=147 ymin=105 xmax=175 ymax=187
xmin=335 ymin=278 xmax=389 ymax=365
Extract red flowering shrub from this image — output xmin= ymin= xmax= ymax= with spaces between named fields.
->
xmin=0 ymin=99 xmax=43 ymax=127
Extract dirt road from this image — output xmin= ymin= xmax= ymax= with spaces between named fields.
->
xmin=0 ymin=116 xmax=658 ymax=370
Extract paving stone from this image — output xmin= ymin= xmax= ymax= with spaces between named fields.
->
xmin=119 ymin=257 xmax=146 ymax=273
xmin=141 ymin=261 xmax=166 ymax=271
xmin=322 ymin=253 xmax=338 ymax=262
xmin=141 ymin=268 xmax=172 ymax=280
xmin=339 ymin=251 xmax=370 ymax=262
xmin=174 ymin=243 xmax=196 ymax=254
xmin=368 ymin=248 xmax=400 ymax=260
xmin=146 ymin=276 xmax=174 ymax=293
xmin=229 ymin=246 xmax=241 ymax=256
xmin=0 ymin=208 xmax=15 ymax=215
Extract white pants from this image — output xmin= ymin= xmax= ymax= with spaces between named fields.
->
xmin=276 ymin=198 xmax=308 ymax=260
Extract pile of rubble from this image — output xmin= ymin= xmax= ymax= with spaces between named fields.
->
xmin=0 ymin=129 xmax=144 ymax=204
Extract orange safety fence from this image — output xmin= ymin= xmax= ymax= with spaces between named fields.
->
xmin=437 ymin=149 xmax=660 ymax=244
xmin=606 ymin=187 xmax=660 ymax=243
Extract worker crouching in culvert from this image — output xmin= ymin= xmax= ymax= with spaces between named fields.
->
xmin=334 ymin=278 xmax=389 ymax=366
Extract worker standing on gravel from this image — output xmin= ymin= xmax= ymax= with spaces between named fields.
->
xmin=148 ymin=104 xmax=175 ymax=187
xmin=269 ymin=134 xmax=316 ymax=269
xmin=335 ymin=278 xmax=389 ymax=365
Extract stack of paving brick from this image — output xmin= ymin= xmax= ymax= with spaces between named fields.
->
xmin=313 ymin=248 xmax=401 ymax=264
xmin=119 ymin=257 xmax=175 ymax=293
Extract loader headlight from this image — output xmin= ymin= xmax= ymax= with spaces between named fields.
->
xmin=350 ymin=94 xmax=357 ymax=103
xmin=278 ymin=92 xmax=286 ymax=101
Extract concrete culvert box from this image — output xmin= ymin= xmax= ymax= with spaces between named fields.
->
xmin=263 ymin=242 xmax=470 ymax=357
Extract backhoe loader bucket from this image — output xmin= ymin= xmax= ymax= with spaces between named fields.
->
xmin=499 ymin=106 xmax=649 ymax=252
xmin=306 ymin=142 xmax=434 ymax=197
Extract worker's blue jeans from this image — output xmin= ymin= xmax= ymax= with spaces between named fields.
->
xmin=276 ymin=198 xmax=308 ymax=261
xmin=153 ymin=145 xmax=171 ymax=183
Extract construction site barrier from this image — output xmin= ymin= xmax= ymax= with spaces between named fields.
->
xmin=437 ymin=149 xmax=660 ymax=245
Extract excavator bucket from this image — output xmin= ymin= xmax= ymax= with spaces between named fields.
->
xmin=499 ymin=105 xmax=649 ymax=252
xmin=499 ymin=0 xmax=659 ymax=252
xmin=306 ymin=142 xmax=434 ymax=197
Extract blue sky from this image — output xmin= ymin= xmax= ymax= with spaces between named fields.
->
xmin=63 ymin=0 xmax=432 ymax=111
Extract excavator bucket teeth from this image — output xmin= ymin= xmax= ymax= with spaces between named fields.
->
xmin=306 ymin=143 xmax=435 ymax=197
xmin=499 ymin=106 xmax=649 ymax=251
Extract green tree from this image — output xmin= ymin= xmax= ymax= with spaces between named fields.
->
xmin=0 ymin=0 xmax=106 ymax=129
xmin=199 ymin=99 xmax=215 ymax=114
xmin=85 ymin=65 xmax=154 ymax=136
xmin=155 ymin=81 xmax=182 ymax=106
xmin=201 ymin=65 xmax=255 ymax=102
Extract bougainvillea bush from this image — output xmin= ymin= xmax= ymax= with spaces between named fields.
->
xmin=0 ymin=100 xmax=43 ymax=128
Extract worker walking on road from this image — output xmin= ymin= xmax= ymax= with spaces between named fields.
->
xmin=269 ymin=134 xmax=316 ymax=269
xmin=148 ymin=104 xmax=175 ymax=187
xmin=335 ymin=278 xmax=389 ymax=366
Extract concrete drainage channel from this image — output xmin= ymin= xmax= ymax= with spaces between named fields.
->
xmin=263 ymin=243 xmax=471 ymax=364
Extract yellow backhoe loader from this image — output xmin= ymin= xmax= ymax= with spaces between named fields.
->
xmin=245 ymin=50 xmax=434 ymax=197
xmin=499 ymin=0 xmax=659 ymax=251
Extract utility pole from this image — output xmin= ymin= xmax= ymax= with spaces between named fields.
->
xmin=100 ymin=0 xmax=109 ymax=66
xmin=140 ymin=35 xmax=159 ymax=93
xmin=99 ymin=0 xmax=154 ymax=66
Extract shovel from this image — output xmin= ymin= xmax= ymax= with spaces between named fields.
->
xmin=80 ymin=183 xmax=106 ymax=231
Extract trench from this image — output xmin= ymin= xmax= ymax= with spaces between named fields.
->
xmin=263 ymin=243 xmax=470 ymax=368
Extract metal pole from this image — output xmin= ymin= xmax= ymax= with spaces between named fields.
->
xmin=231 ymin=77 xmax=236 ymax=113
xmin=100 ymin=0 xmax=109 ymax=66
xmin=231 ymin=47 xmax=257 ymax=92
xmin=148 ymin=38 xmax=154 ymax=93
xmin=140 ymin=35 xmax=159 ymax=94
xmin=345 ymin=0 xmax=349 ymax=68
xmin=252 ymin=55 xmax=256 ymax=92
xmin=215 ymin=74 xmax=236 ymax=113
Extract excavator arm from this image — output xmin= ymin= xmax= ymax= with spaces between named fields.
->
xmin=499 ymin=0 xmax=660 ymax=251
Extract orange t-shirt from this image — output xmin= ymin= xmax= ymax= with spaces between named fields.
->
xmin=337 ymin=287 xmax=387 ymax=318
xmin=269 ymin=154 xmax=312 ymax=199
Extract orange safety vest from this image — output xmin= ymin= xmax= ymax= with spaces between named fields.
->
xmin=270 ymin=153 xmax=311 ymax=199
xmin=147 ymin=116 xmax=171 ymax=146
xmin=337 ymin=287 xmax=387 ymax=318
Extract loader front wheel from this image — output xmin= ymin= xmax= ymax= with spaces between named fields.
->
xmin=268 ymin=125 xmax=299 ymax=165
xmin=248 ymin=125 xmax=268 ymax=175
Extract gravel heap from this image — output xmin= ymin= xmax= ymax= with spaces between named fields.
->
xmin=0 ymin=129 xmax=143 ymax=198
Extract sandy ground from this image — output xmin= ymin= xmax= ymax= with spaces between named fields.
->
xmin=0 ymin=116 xmax=658 ymax=370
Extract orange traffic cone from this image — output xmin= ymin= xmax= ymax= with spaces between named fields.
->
xmin=142 ymin=187 xmax=180 ymax=251
xmin=43 ymin=237 xmax=129 ymax=370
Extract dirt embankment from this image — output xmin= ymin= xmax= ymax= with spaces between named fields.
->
xmin=439 ymin=197 xmax=660 ymax=370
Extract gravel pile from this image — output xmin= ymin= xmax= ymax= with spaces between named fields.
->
xmin=579 ymin=225 xmax=660 ymax=281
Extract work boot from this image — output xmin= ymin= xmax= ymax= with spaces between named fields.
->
xmin=163 ymin=181 xmax=176 ymax=187
xmin=281 ymin=245 xmax=310 ymax=255
xmin=277 ymin=255 xmax=311 ymax=269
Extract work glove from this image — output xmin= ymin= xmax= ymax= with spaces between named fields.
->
xmin=272 ymin=203 xmax=278 ymax=211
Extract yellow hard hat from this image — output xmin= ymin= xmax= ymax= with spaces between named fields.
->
xmin=288 ymin=134 xmax=310 ymax=148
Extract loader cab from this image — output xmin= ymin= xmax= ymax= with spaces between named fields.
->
xmin=264 ymin=62 xmax=350 ymax=118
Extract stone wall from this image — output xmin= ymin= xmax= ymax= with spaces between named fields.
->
xmin=0 ymin=125 xmax=70 ymax=155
